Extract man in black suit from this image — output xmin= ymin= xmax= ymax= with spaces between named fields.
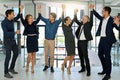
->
xmin=90 ymin=4 xmax=120 ymax=80
xmin=74 ymin=9 xmax=93 ymax=76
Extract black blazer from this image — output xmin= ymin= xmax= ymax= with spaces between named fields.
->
xmin=93 ymin=9 xmax=120 ymax=44
xmin=75 ymin=11 xmax=93 ymax=41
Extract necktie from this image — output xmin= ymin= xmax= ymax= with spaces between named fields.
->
xmin=78 ymin=25 xmax=84 ymax=39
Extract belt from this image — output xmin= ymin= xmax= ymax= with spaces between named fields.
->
xmin=46 ymin=39 xmax=55 ymax=40
xmin=27 ymin=34 xmax=37 ymax=36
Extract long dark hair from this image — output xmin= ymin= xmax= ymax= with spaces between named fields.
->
xmin=25 ymin=14 xmax=32 ymax=24
xmin=64 ymin=16 xmax=70 ymax=23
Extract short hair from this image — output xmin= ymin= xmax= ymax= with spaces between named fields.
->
xmin=103 ymin=6 xmax=111 ymax=14
xmin=5 ymin=9 xmax=14 ymax=17
xmin=83 ymin=15 xmax=90 ymax=22
xmin=50 ymin=12 xmax=56 ymax=19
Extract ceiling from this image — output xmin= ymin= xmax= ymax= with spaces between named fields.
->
xmin=0 ymin=0 xmax=120 ymax=6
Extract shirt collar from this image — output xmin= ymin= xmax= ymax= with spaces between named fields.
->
xmin=104 ymin=16 xmax=110 ymax=21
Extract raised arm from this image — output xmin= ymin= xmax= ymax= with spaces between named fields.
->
xmin=13 ymin=5 xmax=23 ymax=21
xmin=89 ymin=10 xmax=93 ymax=27
xmin=19 ymin=5 xmax=27 ymax=27
xmin=74 ymin=9 xmax=82 ymax=26
xmin=13 ymin=14 xmax=20 ymax=21
xmin=61 ymin=4 xmax=65 ymax=26
xmin=38 ymin=5 xmax=48 ymax=24
xmin=34 ymin=4 xmax=41 ymax=25
xmin=89 ymin=4 xmax=103 ymax=20
xmin=54 ymin=4 xmax=65 ymax=26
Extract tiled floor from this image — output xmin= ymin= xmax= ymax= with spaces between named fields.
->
xmin=0 ymin=51 xmax=120 ymax=80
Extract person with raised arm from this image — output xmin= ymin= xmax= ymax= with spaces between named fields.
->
xmin=61 ymin=4 xmax=75 ymax=74
xmin=89 ymin=4 xmax=120 ymax=80
xmin=1 ymin=6 xmax=22 ymax=78
xmin=19 ymin=5 xmax=41 ymax=73
xmin=40 ymin=5 xmax=62 ymax=73
xmin=74 ymin=7 xmax=93 ymax=76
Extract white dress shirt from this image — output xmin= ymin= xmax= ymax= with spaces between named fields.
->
xmin=100 ymin=16 xmax=110 ymax=37
xmin=79 ymin=25 xmax=86 ymax=40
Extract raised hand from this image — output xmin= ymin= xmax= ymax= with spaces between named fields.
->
xmin=89 ymin=4 xmax=94 ymax=10
xmin=62 ymin=4 xmax=66 ymax=11
xmin=37 ymin=4 xmax=41 ymax=13
xmin=19 ymin=5 xmax=24 ymax=13
xmin=114 ymin=16 xmax=120 ymax=25
xmin=74 ymin=9 xmax=78 ymax=14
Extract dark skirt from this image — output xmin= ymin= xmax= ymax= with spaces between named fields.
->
xmin=26 ymin=36 xmax=38 ymax=53
xmin=65 ymin=39 xmax=75 ymax=56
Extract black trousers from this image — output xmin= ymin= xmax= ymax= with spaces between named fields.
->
xmin=98 ymin=37 xmax=112 ymax=75
xmin=77 ymin=40 xmax=90 ymax=72
xmin=4 ymin=39 xmax=18 ymax=74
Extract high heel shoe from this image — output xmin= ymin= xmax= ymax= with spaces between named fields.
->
xmin=31 ymin=69 xmax=34 ymax=73
xmin=61 ymin=64 xmax=64 ymax=72
xmin=26 ymin=65 xmax=29 ymax=72
xmin=31 ymin=67 xmax=34 ymax=73
xmin=67 ymin=67 xmax=71 ymax=74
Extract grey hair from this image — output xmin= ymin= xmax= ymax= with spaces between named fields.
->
xmin=83 ymin=15 xmax=90 ymax=22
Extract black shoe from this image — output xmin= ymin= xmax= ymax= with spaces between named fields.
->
xmin=43 ymin=66 xmax=49 ymax=71
xmin=4 ymin=73 xmax=13 ymax=78
xmin=102 ymin=75 xmax=111 ymax=80
xmin=98 ymin=71 xmax=105 ymax=75
xmin=78 ymin=69 xmax=85 ymax=73
xmin=9 ymin=69 xmax=18 ymax=74
xmin=51 ymin=67 xmax=54 ymax=73
xmin=87 ymin=72 xmax=91 ymax=76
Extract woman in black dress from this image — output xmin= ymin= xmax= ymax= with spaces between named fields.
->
xmin=61 ymin=5 xmax=75 ymax=74
xmin=20 ymin=5 xmax=41 ymax=73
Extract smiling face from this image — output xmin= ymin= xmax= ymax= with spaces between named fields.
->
xmin=82 ymin=15 xmax=89 ymax=24
xmin=49 ymin=13 xmax=56 ymax=23
xmin=114 ymin=16 xmax=120 ymax=24
xmin=5 ymin=9 xmax=15 ymax=20
xmin=49 ymin=14 xmax=55 ymax=23
xmin=64 ymin=16 xmax=72 ymax=26
xmin=102 ymin=6 xmax=111 ymax=18
xmin=66 ymin=17 xmax=72 ymax=26
xmin=25 ymin=14 xmax=34 ymax=25
xmin=8 ymin=12 xmax=15 ymax=20
xmin=28 ymin=16 xmax=34 ymax=24
xmin=102 ymin=9 xmax=108 ymax=18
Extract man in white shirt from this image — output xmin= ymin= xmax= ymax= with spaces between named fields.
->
xmin=90 ymin=4 xmax=120 ymax=80
xmin=75 ymin=9 xmax=93 ymax=77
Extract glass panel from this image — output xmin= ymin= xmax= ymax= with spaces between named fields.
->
xmin=38 ymin=27 xmax=45 ymax=47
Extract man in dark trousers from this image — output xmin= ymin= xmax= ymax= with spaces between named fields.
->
xmin=1 ymin=7 xmax=22 ymax=78
xmin=74 ymin=8 xmax=93 ymax=76
xmin=90 ymin=4 xmax=120 ymax=80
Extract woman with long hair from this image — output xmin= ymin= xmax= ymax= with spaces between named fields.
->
xmin=61 ymin=5 xmax=75 ymax=74
xmin=20 ymin=5 xmax=41 ymax=73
